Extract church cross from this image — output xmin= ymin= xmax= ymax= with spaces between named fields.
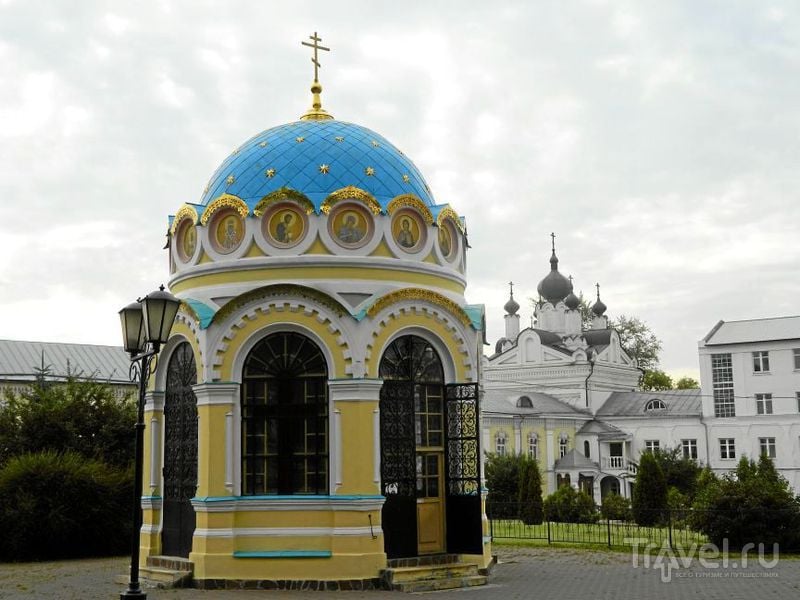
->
xmin=301 ymin=32 xmax=330 ymax=83
xmin=550 ymin=232 xmax=556 ymax=252
xmin=595 ymin=282 xmax=601 ymax=299
xmin=508 ymin=281 xmax=514 ymax=298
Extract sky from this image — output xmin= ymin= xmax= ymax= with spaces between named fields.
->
xmin=0 ymin=0 xmax=798 ymax=380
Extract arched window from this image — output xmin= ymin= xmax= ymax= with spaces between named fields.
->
xmin=528 ymin=433 xmax=538 ymax=459
xmin=517 ymin=396 xmax=533 ymax=408
xmin=559 ymin=433 xmax=569 ymax=458
xmin=584 ymin=440 xmax=591 ymax=458
xmin=495 ymin=431 xmax=508 ymax=456
xmin=645 ymin=398 xmax=667 ymax=412
xmin=241 ymin=332 xmax=328 ymax=496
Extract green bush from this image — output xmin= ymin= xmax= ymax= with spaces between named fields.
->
xmin=601 ymin=493 xmax=632 ymax=521
xmin=0 ymin=451 xmax=133 ymax=561
xmin=517 ymin=457 xmax=544 ymax=525
xmin=691 ymin=456 xmax=800 ymax=550
xmin=486 ymin=453 xmax=525 ymax=518
xmin=632 ymin=451 xmax=668 ymax=526
xmin=543 ymin=485 xmax=598 ymax=523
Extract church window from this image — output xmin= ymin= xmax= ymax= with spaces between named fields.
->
xmin=583 ymin=440 xmax=590 ymax=458
xmin=644 ymin=440 xmax=660 ymax=453
xmin=711 ymin=353 xmax=735 ymax=417
xmin=719 ymin=438 xmax=736 ymax=460
xmin=759 ymin=437 xmax=776 ymax=459
xmin=517 ymin=395 xmax=533 ymax=408
xmin=559 ymin=433 xmax=569 ymax=458
xmin=794 ymin=349 xmax=800 ymax=370
xmin=528 ymin=433 xmax=538 ymax=459
xmin=681 ymin=439 xmax=698 ymax=460
xmin=644 ymin=398 xmax=666 ymax=412
xmin=495 ymin=431 xmax=508 ymax=456
xmin=756 ymin=393 xmax=773 ymax=415
xmin=752 ymin=351 xmax=770 ymax=373
xmin=241 ymin=332 xmax=328 ymax=496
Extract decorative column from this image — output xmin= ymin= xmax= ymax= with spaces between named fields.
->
xmin=141 ymin=390 xmax=165 ymax=559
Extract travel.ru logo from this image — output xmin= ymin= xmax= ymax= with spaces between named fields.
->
xmin=626 ymin=538 xmax=779 ymax=583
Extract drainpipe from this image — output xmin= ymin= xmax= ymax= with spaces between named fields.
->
xmin=584 ymin=352 xmax=596 ymax=410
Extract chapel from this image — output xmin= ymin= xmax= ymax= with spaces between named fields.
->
xmin=138 ymin=35 xmax=490 ymax=589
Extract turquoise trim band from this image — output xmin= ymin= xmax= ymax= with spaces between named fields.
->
xmin=193 ymin=494 xmax=384 ymax=503
xmin=233 ymin=550 xmax=332 ymax=559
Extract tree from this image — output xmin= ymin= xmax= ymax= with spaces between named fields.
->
xmin=0 ymin=377 xmax=136 ymax=467
xmin=675 ymin=376 xmax=699 ymax=389
xmin=543 ymin=486 xmax=598 ymax=523
xmin=517 ymin=457 xmax=544 ymax=525
xmin=641 ymin=369 xmax=673 ymax=391
xmin=651 ymin=446 xmax=702 ymax=500
xmin=632 ymin=451 xmax=668 ymax=526
xmin=485 ymin=453 xmax=524 ymax=518
xmin=610 ymin=315 xmax=662 ymax=371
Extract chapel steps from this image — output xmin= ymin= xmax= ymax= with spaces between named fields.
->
xmin=381 ymin=554 xmax=488 ymax=592
xmin=139 ymin=555 xmax=193 ymax=589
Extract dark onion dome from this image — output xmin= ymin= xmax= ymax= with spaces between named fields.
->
xmin=564 ymin=291 xmax=580 ymax=310
xmin=592 ymin=296 xmax=607 ymax=316
xmin=537 ymin=250 xmax=571 ymax=304
xmin=504 ymin=294 xmax=520 ymax=315
xmin=495 ymin=337 xmax=512 ymax=354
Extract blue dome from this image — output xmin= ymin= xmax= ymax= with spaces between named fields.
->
xmin=199 ymin=120 xmax=435 ymax=210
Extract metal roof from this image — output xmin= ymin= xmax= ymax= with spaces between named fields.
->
xmin=483 ymin=390 xmax=589 ymax=416
xmin=554 ymin=449 xmax=598 ymax=470
xmin=596 ymin=389 xmax=702 ymax=417
xmin=703 ymin=316 xmax=800 ymax=345
xmin=0 ymin=339 xmax=132 ymax=384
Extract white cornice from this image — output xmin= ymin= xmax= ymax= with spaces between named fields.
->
xmin=327 ymin=378 xmax=385 ymax=402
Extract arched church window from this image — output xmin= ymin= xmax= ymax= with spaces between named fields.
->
xmin=516 ymin=395 xmax=533 ymax=408
xmin=645 ymin=398 xmax=667 ymax=412
xmin=528 ymin=433 xmax=538 ymax=459
xmin=495 ymin=431 xmax=508 ymax=456
xmin=584 ymin=440 xmax=591 ymax=458
xmin=241 ymin=332 xmax=328 ymax=495
xmin=559 ymin=433 xmax=569 ymax=458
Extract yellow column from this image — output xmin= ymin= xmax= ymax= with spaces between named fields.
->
xmin=141 ymin=390 xmax=165 ymax=561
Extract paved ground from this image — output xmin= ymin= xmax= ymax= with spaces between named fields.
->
xmin=1 ymin=545 xmax=798 ymax=599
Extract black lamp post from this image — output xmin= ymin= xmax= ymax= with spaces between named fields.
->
xmin=119 ymin=285 xmax=181 ymax=600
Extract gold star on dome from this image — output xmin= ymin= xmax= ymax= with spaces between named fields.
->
xmin=365 ymin=166 xmax=375 ymax=176
xmin=232 ymin=148 xmax=239 ymax=155
xmin=259 ymin=141 xmax=268 ymax=148
xmin=203 ymin=184 xmax=209 ymax=194
xmin=371 ymin=140 xmax=380 ymax=147
xmin=296 ymin=136 xmax=305 ymax=143
xmin=335 ymin=136 xmax=344 ymax=142
xmin=402 ymin=174 xmax=410 ymax=183
xmin=319 ymin=164 xmax=330 ymax=174
xmin=226 ymin=175 xmax=235 ymax=185
xmin=265 ymin=168 xmax=276 ymax=178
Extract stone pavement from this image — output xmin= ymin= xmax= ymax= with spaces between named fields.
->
xmin=1 ymin=545 xmax=798 ymax=599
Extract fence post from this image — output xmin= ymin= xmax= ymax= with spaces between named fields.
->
xmin=547 ymin=518 xmax=551 ymax=544
xmin=668 ymin=509 xmax=673 ymax=550
xmin=606 ymin=515 xmax=612 ymax=548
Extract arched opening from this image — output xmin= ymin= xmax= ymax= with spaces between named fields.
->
xmin=241 ymin=332 xmax=328 ymax=495
xmin=162 ymin=341 xmax=198 ymax=558
xmin=600 ymin=475 xmax=621 ymax=501
xmin=584 ymin=440 xmax=591 ymax=458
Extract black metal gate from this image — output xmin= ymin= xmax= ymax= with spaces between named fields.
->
xmin=162 ymin=342 xmax=198 ymax=558
xmin=379 ymin=380 xmax=417 ymax=559
xmin=444 ymin=382 xmax=482 ymax=554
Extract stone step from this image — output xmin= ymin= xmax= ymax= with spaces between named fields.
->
xmin=139 ymin=566 xmax=193 ymax=589
xmin=387 ymin=553 xmax=461 ymax=569
xmin=146 ymin=555 xmax=194 ymax=572
xmin=394 ymin=575 xmax=488 ymax=593
xmin=385 ymin=563 xmax=480 ymax=584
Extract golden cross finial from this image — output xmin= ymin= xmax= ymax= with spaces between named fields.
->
xmin=550 ymin=232 xmax=556 ymax=253
xmin=301 ymin=31 xmax=330 ymax=83
xmin=508 ymin=281 xmax=514 ymax=297
xmin=299 ymin=31 xmax=334 ymax=121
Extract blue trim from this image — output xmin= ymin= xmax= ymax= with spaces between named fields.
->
xmin=463 ymin=304 xmax=485 ymax=331
xmin=193 ymin=494 xmax=384 ymax=503
xmin=142 ymin=495 xmax=162 ymax=500
xmin=233 ymin=550 xmax=332 ymax=559
xmin=184 ymin=298 xmax=216 ymax=329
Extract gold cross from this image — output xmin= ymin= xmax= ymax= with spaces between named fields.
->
xmin=301 ymin=31 xmax=330 ymax=83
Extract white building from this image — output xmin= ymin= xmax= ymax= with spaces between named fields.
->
xmin=698 ymin=316 xmax=800 ymax=491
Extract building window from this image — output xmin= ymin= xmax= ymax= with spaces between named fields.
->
xmin=682 ymin=439 xmax=698 ymax=460
xmin=794 ymin=349 xmax=800 ymax=370
xmin=559 ymin=433 xmax=569 ymax=458
xmin=711 ymin=353 xmax=735 ymax=417
xmin=796 ymin=391 xmax=800 ymax=413
xmin=645 ymin=398 xmax=667 ymax=412
xmin=241 ymin=332 xmax=328 ymax=496
xmin=759 ymin=437 xmax=777 ymax=459
xmin=528 ymin=433 xmax=538 ymax=459
xmin=557 ymin=473 xmax=571 ymax=488
xmin=584 ymin=440 xmax=591 ymax=458
xmin=753 ymin=351 xmax=770 ymax=373
xmin=495 ymin=431 xmax=507 ymax=456
xmin=517 ymin=395 xmax=533 ymax=408
xmin=719 ymin=438 xmax=736 ymax=460
xmin=756 ymin=393 xmax=773 ymax=415
xmin=645 ymin=440 xmax=660 ymax=453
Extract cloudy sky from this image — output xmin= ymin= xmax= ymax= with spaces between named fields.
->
xmin=0 ymin=1 xmax=797 ymax=379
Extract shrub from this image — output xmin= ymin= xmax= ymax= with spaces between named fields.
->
xmin=691 ymin=456 xmax=800 ymax=550
xmin=486 ymin=453 xmax=525 ymax=518
xmin=601 ymin=493 xmax=632 ymax=521
xmin=652 ymin=446 xmax=702 ymax=500
xmin=0 ymin=451 xmax=133 ymax=561
xmin=632 ymin=451 xmax=668 ymax=526
xmin=543 ymin=486 xmax=598 ymax=523
xmin=517 ymin=457 xmax=544 ymax=525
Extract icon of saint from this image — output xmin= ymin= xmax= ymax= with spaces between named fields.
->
xmin=183 ymin=226 xmax=196 ymax=257
xmin=337 ymin=213 xmax=364 ymax=244
xmin=398 ymin=218 xmax=415 ymax=248
xmin=275 ymin=212 xmax=294 ymax=243
xmin=439 ymin=228 xmax=451 ymax=256
xmin=221 ymin=217 xmax=240 ymax=250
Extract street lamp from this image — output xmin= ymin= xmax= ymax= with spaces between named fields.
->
xmin=118 ymin=285 xmax=181 ymax=600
